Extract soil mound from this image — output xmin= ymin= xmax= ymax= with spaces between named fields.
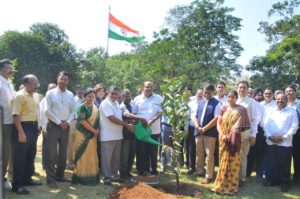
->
xmin=109 ymin=182 xmax=180 ymax=199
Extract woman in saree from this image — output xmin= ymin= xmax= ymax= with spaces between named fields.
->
xmin=212 ymin=90 xmax=250 ymax=195
xmin=72 ymin=88 xmax=100 ymax=185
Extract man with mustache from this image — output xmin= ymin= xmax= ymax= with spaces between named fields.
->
xmin=263 ymin=93 xmax=298 ymax=192
xmin=0 ymin=59 xmax=16 ymax=190
xmin=285 ymin=85 xmax=300 ymax=184
xmin=11 ymin=74 xmax=42 ymax=194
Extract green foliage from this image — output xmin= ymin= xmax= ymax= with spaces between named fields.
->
xmin=0 ymin=23 xmax=80 ymax=94
xmin=130 ymin=0 xmax=243 ymax=91
xmin=247 ymin=1 xmax=300 ymax=89
xmin=160 ymin=78 xmax=190 ymax=189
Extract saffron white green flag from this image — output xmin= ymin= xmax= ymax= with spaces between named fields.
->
xmin=109 ymin=13 xmax=145 ymax=43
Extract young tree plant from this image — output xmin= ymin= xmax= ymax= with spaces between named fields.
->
xmin=160 ymin=78 xmax=190 ymax=191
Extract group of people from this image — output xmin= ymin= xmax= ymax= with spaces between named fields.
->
xmin=0 ymin=58 xmax=299 ymax=196
xmin=184 ymin=81 xmax=299 ymax=194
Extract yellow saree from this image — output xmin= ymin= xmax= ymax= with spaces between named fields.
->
xmin=71 ymin=104 xmax=99 ymax=185
xmin=212 ymin=105 xmax=250 ymax=194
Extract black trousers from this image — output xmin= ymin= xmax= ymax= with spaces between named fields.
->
xmin=247 ymin=126 xmax=266 ymax=178
xmin=185 ymin=125 xmax=196 ymax=170
xmin=265 ymin=145 xmax=292 ymax=186
xmin=97 ymin=139 xmax=101 ymax=170
xmin=292 ymin=131 xmax=300 ymax=182
xmin=12 ymin=122 xmax=38 ymax=189
xmin=136 ymin=134 xmax=160 ymax=173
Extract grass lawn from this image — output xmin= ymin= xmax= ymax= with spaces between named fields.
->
xmin=4 ymin=137 xmax=300 ymax=199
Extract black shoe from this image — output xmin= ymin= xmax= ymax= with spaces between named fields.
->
xmin=138 ymin=171 xmax=147 ymax=176
xmin=281 ymin=185 xmax=290 ymax=192
xmin=127 ymin=173 xmax=134 ymax=178
xmin=263 ymin=181 xmax=278 ymax=187
xmin=150 ymin=171 xmax=158 ymax=175
xmin=111 ymin=178 xmax=125 ymax=183
xmin=56 ymin=177 xmax=71 ymax=182
xmin=12 ymin=187 xmax=30 ymax=195
xmin=24 ymin=180 xmax=42 ymax=186
xmin=187 ymin=169 xmax=195 ymax=175
xmin=104 ymin=181 xmax=112 ymax=185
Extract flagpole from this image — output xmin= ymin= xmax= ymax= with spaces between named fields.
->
xmin=105 ymin=5 xmax=111 ymax=56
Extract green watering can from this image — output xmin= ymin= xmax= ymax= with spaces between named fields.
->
xmin=134 ymin=121 xmax=162 ymax=146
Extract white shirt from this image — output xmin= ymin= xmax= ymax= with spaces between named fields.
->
xmin=74 ymin=96 xmax=84 ymax=118
xmin=199 ymin=99 xmax=221 ymax=126
xmin=133 ymin=93 xmax=163 ymax=134
xmin=214 ymin=95 xmax=228 ymax=106
xmin=0 ymin=75 xmax=16 ymax=124
xmin=44 ymin=87 xmax=75 ymax=125
xmin=264 ymin=106 xmax=299 ymax=147
xmin=287 ymin=99 xmax=299 ymax=110
xmin=188 ymin=98 xmax=204 ymax=127
xmin=38 ymin=97 xmax=48 ymax=132
xmin=237 ymin=96 xmax=260 ymax=138
xmin=99 ymin=98 xmax=123 ymax=141
xmin=260 ymin=100 xmax=277 ymax=127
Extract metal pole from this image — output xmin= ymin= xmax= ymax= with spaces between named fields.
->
xmin=106 ymin=5 xmax=111 ymax=56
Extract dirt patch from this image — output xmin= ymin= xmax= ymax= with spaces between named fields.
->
xmin=132 ymin=176 xmax=159 ymax=183
xmin=158 ymin=182 xmax=203 ymax=197
xmin=109 ymin=182 xmax=181 ymax=199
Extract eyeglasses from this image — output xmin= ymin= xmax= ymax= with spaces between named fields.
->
xmin=110 ymin=92 xmax=118 ymax=96
xmin=264 ymin=93 xmax=272 ymax=95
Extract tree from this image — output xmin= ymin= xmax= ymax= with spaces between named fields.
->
xmin=247 ymin=0 xmax=300 ymax=89
xmin=166 ymin=0 xmax=243 ymax=84
xmin=161 ymin=78 xmax=190 ymax=191
xmin=0 ymin=23 xmax=80 ymax=93
xmin=0 ymin=31 xmax=50 ymax=90
xmin=30 ymin=23 xmax=81 ymax=91
xmin=78 ymin=47 xmax=108 ymax=87
xmin=133 ymin=0 xmax=243 ymax=91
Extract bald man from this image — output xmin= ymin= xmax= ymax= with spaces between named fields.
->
xmin=11 ymin=74 xmax=42 ymax=194
xmin=133 ymin=81 xmax=163 ymax=175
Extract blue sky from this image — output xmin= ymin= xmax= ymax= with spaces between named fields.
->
xmin=0 ymin=0 xmax=296 ymax=67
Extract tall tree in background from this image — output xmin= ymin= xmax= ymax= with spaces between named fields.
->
xmin=247 ymin=0 xmax=300 ymax=90
xmin=0 ymin=23 xmax=80 ymax=93
xmin=165 ymin=0 xmax=243 ymax=86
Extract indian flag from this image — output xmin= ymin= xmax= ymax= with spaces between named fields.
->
xmin=109 ymin=13 xmax=145 ymax=43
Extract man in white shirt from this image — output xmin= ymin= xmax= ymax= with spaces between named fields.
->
xmin=285 ymin=85 xmax=300 ymax=184
xmin=133 ymin=81 xmax=163 ymax=175
xmin=264 ymin=93 xmax=298 ymax=192
xmin=0 ymin=59 xmax=16 ymax=189
xmin=214 ymin=81 xmax=228 ymax=106
xmin=44 ymin=71 xmax=76 ymax=189
xmin=38 ymin=83 xmax=56 ymax=170
xmin=236 ymin=81 xmax=259 ymax=185
xmin=247 ymin=88 xmax=265 ymax=180
xmin=213 ymin=81 xmax=228 ymax=169
xmin=261 ymin=88 xmax=277 ymax=116
xmin=67 ymin=85 xmax=84 ymax=170
xmin=100 ymin=86 xmax=128 ymax=185
xmin=186 ymin=88 xmax=204 ymax=174
xmin=192 ymin=84 xmax=221 ymax=184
